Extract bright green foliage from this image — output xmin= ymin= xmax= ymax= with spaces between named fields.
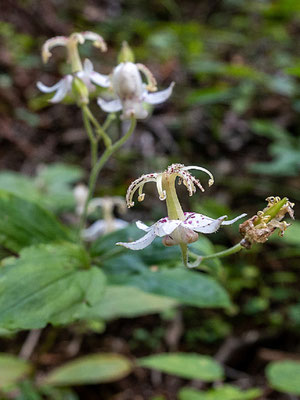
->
xmin=138 ymin=353 xmax=223 ymax=381
xmin=0 ymin=190 xmax=72 ymax=252
xmin=43 ymin=354 xmax=132 ymax=386
xmin=0 ymin=353 xmax=32 ymax=389
xmin=178 ymin=385 xmax=262 ymax=400
xmin=266 ymin=360 xmax=300 ymax=395
xmin=112 ymin=268 xmax=231 ymax=308
xmin=0 ymin=163 xmax=84 ymax=213
xmin=0 ymin=243 xmax=106 ymax=330
xmin=86 ymin=285 xmax=177 ymax=320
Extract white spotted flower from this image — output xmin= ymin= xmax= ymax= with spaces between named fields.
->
xmin=97 ymin=61 xmax=174 ymax=119
xmin=74 ymin=185 xmax=128 ymax=241
xmin=117 ymin=164 xmax=246 ymax=267
xmin=37 ymin=32 xmax=110 ymax=104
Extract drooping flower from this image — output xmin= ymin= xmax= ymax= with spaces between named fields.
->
xmin=116 ymin=164 xmax=246 ymax=260
xmin=74 ymin=184 xmax=128 ymax=241
xmin=97 ymin=61 xmax=174 ymax=119
xmin=37 ymin=32 xmax=110 ymax=104
xmin=239 ymin=196 xmax=294 ymax=248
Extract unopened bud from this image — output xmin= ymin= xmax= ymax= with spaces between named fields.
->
xmin=118 ymin=41 xmax=135 ymax=63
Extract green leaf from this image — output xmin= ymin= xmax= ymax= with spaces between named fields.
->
xmin=0 ymin=190 xmax=72 ymax=252
xmin=266 ymin=360 xmax=300 ymax=395
xmin=0 ymin=164 xmax=84 ymax=214
xmin=86 ymin=285 xmax=177 ymax=320
xmin=179 ymin=385 xmax=261 ymax=400
xmin=138 ymin=353 xmax=223 ymax=381
xmin=0 ymin=243 xmax=106 ymax=330
xmin=0 ymin=353 xmax=32 ymax=388
xmin=186 ymin=87 xmax=234 ymax=106
xmin=43 ymin=354 xmax=132 ymax=386
xmin=111 ymin=268 xmax=231 ymax=308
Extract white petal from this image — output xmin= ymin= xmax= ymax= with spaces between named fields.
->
xmin=136 ymin=220 xmax=152 ymax=232
xmin=37 ymin=79 xmax=63 ymax=93
xmin=221 ymin=213 xmax=247 ymax=225
xmin=143 ymin=82 xmax=175 ymax=105
xmin=154 ymin=218 xmax=182 ymax=237
xmin=83 ymin=58 xmax=94 ymax=74
xmin=116 ymin=229 xmax=157 ymax=250
xmin=90 ymin=71 xmax=110 ymax=87
xmin=97 ymin=97 xmax=123 ymax=113
xmin=82 ymin=220 xmax=107 ymax=241
xmin=182 ymin=212 xmax=227 ymax=234
xmin=115 ymin=219 xmax=129 ymax=229
xmin=50 ymin=75 xmax=73 ymax=103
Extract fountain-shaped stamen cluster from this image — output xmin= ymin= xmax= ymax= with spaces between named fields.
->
xmin=125 ymin=163 xmax=214 ymax=208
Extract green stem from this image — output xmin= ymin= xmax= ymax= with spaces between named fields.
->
xmin=79 ymin=118 xmax=136 ymax=236
xmin=103 ymin=113 xmax=116 ymax=131
xmin=187 ymin=242 xmax=244 ymax=268
xmin=81 ymin=107 xmax=98 ymax=166
xmin=83 ymin=105 xmax=112 ymax=148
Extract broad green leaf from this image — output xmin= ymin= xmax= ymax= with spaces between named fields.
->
xmin=266 ymin=360 xmax=300 ymax=395
xmin=179 ymin=385 xmax=261 ymax=400
xmin=0 ymin=172 xmax=41 ymax=203
xmin=0 ymin=190 xmax=72 ymax=252
xmin=86 ymin=285 xmax=177 ymax=320
xmin=43 ymin=354 xmax=132 ymax=386
xmin=0 ymin=164 xmax=84 ymax=213
xmin=0 ymin=353 xmax=32 ymax=388
xmin=278 ymin=221 xmax=300 ymax=245
xmin=0 ymin=243 xmax=106 ymax=330
xmin=111 ymin=268 xmax=231 ymax=308
xmin=138 ymin=353 xmax=223 ymax=381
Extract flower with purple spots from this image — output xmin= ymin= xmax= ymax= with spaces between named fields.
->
xmin=117 ymin=212 xmax=246 ymax=250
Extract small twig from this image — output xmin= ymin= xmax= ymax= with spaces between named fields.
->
xmin=19 ymin=329 xmax=42 ymax=360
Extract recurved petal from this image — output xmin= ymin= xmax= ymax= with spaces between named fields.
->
xmin=221 ymin=213 xmax=247 ymax=225
xmin=154 ymin=218 xmax=182 ymax=237
xmin=182 ymin=212 xmax=227 ymax=234
xmin=90 ymin=71 xmax=111 ymax=87
xmin=83 ymin=58 xmax=94 ymax=74
xmin=37 ymin=79 xmax=63 ymax=93
xmin=136 ymin=220 xmax=152 ymax=232
xmin=49 ymin=75 xmax=73 ymax=103
xmin=116 ymin=228 xmax=157 ymax=250
xmin=97 ymin=97 xmax=123 ymax=113
xmin=82 ymin=220 xmax=107 ymax=241
xmin=143 ymin=82 xmax=175 ymax=105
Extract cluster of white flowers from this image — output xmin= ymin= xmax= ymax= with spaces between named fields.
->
xmin=37 ymin=33 xmax=174 ymax=119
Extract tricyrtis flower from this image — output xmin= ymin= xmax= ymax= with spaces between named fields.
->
xmin=74 ymin=184 xmax=128 ymax=241
xmin=116 ymin=164 xmax=246 ymax=263
xmin=37 ymin=32 xmax=110 ymax=103
xmin=117 ymin=213 xmax=245 ymax=250
xmin=239 ymin=196 xmax=294 ymax=248
xmin=97 ymin=61 xmax=174 ymax=119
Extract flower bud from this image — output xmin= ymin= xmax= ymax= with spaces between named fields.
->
xmin=118 ymin=41 xmax=135 ymax=63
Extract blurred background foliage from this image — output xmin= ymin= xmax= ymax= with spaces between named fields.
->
xmin=0 ymin=0 xmax=300 ymax=398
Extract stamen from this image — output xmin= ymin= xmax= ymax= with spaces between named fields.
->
xmin=138 ymin=184 xmax=145 ymax=202
xmin=156 ymin=174 xmax=166 ymax=200
xmin=126 ymin=174 xmax=158 ymax=208
xmin=136 ymin=63 xmax=157 ymax=92
xmin=183 ymin=166 xmax=214 ymax=187
xmin=42 ymin=36 xmax=68 ymax=63
xmin=81 ymin=31 xmax=107 ymax=52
